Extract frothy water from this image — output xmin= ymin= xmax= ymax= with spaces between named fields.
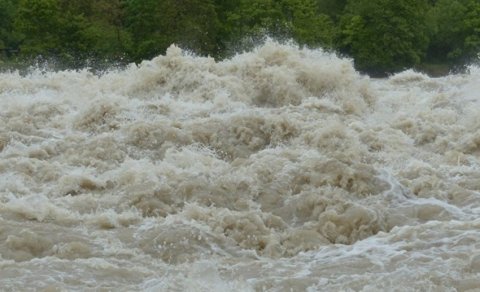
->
xmin=1 ymin=41 xmax=480 ymax=291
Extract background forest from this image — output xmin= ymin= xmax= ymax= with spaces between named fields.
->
xmin=0 ymin=0 xmax=479 ymax=76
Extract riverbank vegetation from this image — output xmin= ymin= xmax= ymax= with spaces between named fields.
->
xmin=0 ymin=0 xmax=479 ymax=76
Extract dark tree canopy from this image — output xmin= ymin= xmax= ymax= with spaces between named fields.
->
xmin=427 ymin=0 xmax=480 ymax=66
xmin=0 ymin=0 xmax=478 ymax=75
xmin=124 ymin=0 xmax=219 ymax=62
xmin=339 ymin=0 xmax=430 ymax=75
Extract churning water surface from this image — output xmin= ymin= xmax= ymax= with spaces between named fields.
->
xmin=1 ymin=42 xmax=480 ymax=291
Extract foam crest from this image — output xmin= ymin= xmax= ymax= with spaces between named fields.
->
xmin=109 ymin=41 xmax=375 ymax=113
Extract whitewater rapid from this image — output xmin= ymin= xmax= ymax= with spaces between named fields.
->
xmin=1 ymin=42 xmax=480 ymax=291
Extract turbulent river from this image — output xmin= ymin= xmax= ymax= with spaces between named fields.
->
xmin=1 ymin=42 xmax=480 ymax=291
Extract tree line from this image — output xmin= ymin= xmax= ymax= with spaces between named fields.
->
xmin=0 ymin=0 xmax=479 ymax=76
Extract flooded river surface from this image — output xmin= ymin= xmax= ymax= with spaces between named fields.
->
xmin=1 ymin=42 xmax=480 ymax=291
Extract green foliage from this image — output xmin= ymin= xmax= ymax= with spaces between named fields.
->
xmin=0 ymin=0 xmax=478 ymax=74
xmin=339 ymin=0 xmax=430 ymax=75
xmin=14 ymin=0 xmax=93 ymax=66
xmin=315 ymin=0 xmax=347 ymax=19
xmin=0 ymin=0 xmax=21 ymax=59
xmin=464 ymin=1 xmax=480 ymax=60
xmin=124 ymin=0 xmax=219 ymax=61
xmin=432 ymin=0 xmax=480 ymax=64
xmin=217 ymin=0 xmax=288 ymax=54
xmin=81 ymin=0 xmax=131 ymax=60
xmin=218 ymin=0 xmax=336 ymax=54
xmin=283 ymin=0 xmax=336 ymax=48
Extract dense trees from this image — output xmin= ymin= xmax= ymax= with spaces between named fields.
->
xmin=427 ymin=0 xmax=480 ymax=67
xmin=339 ymin=0 xmax=430 ymax=74
xmin=0 ymin=0 xmax=478 ymax=75
xmin=15 ymin=0 xmax=92 ymax=65
xmin=12 ymin=0 xmax=129 ymax=67
xmin=124 ymin=0 xmax=219 ymax=61
xmin=0 ymin=0 xmax=20 ymax=59
xmin=283 ymin=0 xmax=336 ymax=48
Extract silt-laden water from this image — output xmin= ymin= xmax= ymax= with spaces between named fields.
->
xmin=1 ymin=42 xmax=480 ymax=291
